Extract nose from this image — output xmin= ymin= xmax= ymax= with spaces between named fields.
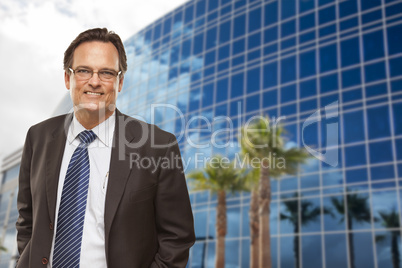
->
xmin=88 ymin=72 xmax=101 ymax=87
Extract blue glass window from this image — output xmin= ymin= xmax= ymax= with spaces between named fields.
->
xmin=281 ymin=84 xmax=296 ymax=103
xmin=300 ymin=30 xmax=315 ymax=44
xmin=193 ymin=33 xmax=204 ymax=55
xmin=181 ymin=39 xmax=191 ymax=61
xmin=340 ymin=17 xmax=358 ymax=31
xmin=206 ymin=27 xmax=217 ymax=50
xmin=184 ymin=4 xmax=194 ymax=24
xmin=393 ymin=103 xmax=402 ymax=135
xmin=232 ymin=55 xmax=244 ymax=66
xmin=282 ymin=38 xmax=295 ymax=50
xmin=319 ymin=0 xmax=332 ymax=5
xmin=230 ymin=99 xmax=243 ymax=117
xmin=323 ymin=197 xmax=346 ymax=231
xmin=233 ymin=14 xmax=246 ymax=38
xmin=170 ymin=44 xmax=180 ymax=65
xmin=264 ymin=43 xmax=277 ymax=56
xmin=248 ymin=7 xmax=261 ymax=33
xmin=232 ymin=38 xmax=245 ymax=55
xmin=246 ymin=94 xmax=260 ymax=112
xmin=345 ymin=145 xmax=367 ymax=167
xmin=247 ymin=67 xmax=260 ymax=93
xmin=339 ymin=0 xmax=357 ymax=18
xmin=325 ymin=234 xmax=348 ymax=268
xmin=234 ymin=0 xmax=246 ymax=9
xmin=387 ymin=24 xmax=402 ymax=55
xmin=343 ymin=111 xmax=364 ymax=143
xmin=300 ymin=79 xmax=316 ymax=99
xmin=342 ymin=88 xmax=362 ymax=103
xmin=390 ymin=56 xmax=402 ymax=77
xmin=299 ymin=13 xmax=315 ymax=31
xmin=363 ymin=30 xmax=384 ymax=61
xmin=264 ymin=1 xmax=278 ymax=26
xmin=204 ymin=50 xmax=215 ymax=66
xmin=219 ymin=21 xmax=231 ymax=44
xmin=302 ymin=236 xmax=323 ymax=268
xmin=208 ymin=0 xmax=218 ymax=12
xmin=300 ymin=99 xmax=317 ymax=112
xmin=371 ymin=165 xmax=395 ymax=181
xmin=362 ymin=10 xmax=382 ymax=24
xmin=231 ymin=73 xmax=244 ymax=98
xmin=263 ymin=62 xmax=277 ymax=88
xmin=300 ymin=50 xmax=316 ymax=78
xmin=264 ymin=26 xmax=277 ymax=44
xmin=319 ymin=24 xmax=336 ymax=37
xmin=361 ymin=0 xmax=381 ymax=11
xmin=369 ymin=141 xmax=393 ymax=164
xmin=346 ymin=168 xmax=368 ymax=184
xmin=173 ymin=10 xmax=183 ymax=31
xmin=396 ymin=138 xmax=402 ymax=160
xmin=248 ymin=32 xmax=261 ymax=50
xmin=263 ymin=89 xmax=277 ymax=107
xmin=202 ymin=83 xmax=214 ymax=108
xmin=320 ymin=73 xmax=338 ymax=93
xmin=248 ymin=50 xmax=261 ymax=62
xmin=196 ymin=0 xmax=206 ymax=18
xmin=319 ymin=6 xmax=335 ymax=25
xmin=188 ymin=87 xmax=200 ymax=112
xmin=218 ymin=44 xmax=230 ymax=60
xmin=216 ymin=78 xmax=228 ymax=103
xmin=341 ymin=37 xmax=360 ymax=67
xmin=281 ymin=20 xmax=295 ymax=38
xmin=281 ymin=56 xmax=296 ymax=83
xmin=153 ymin=23 xmax=162 ymax=41
xmin=144 ymin=28 xmax=152 ymax=43
xmin=391 ymin=79 xmax=402 ymax=93
xmin=321 ymin=93 xmax=338 ymax=107
xmin=364 ymin=61 xmax=386 ymax=83
xmin=163 ymin=16 xmax=172 ymax=35
xmin=365 ymin=83 xmax=387 ymax=98
xmin=342 ymin=68 xmax=361 ymax=88
xmin=281 ymin=0 xmax=295 ymax=19
xmin=320 ymin=44 xmax=337 ymax=73
xmin=301 ymin=121 xmax=318 ymax=146
xmin=367 ymin=106 xmax=391 ymax=139
xmin=299 ymin=0 xmax=315 ymax=12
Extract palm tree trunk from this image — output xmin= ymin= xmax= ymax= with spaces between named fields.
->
xmin=259 ymin=163 xmax=272 ymax=268
xmin=294 ymin=224 xmax=300 ymax=268
xmin=347 ymin=216 xmax=355 ymax=268
xmin=216 ymin=190 xmax=227 ymax=268
xmin=391 ymin=233 xmax=400 ymax=268
xmin=249 ymin=187 xmax=259 ymax=268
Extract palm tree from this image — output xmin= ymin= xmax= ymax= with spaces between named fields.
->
xmin=240 ymin=115 xmax=310 ymax=268
xmin=280 ymin=193 xmax=332 ymax=268
xmin=187 ymin=155 xmax=247 ymax=268
xmin=375 ymin=209 xmax=401 ymax=268
xmin=331 ymin=192 xmax=371 ymax=268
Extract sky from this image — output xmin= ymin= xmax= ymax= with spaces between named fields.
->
xmin=0 ymin=0 xmax=188 ymax=161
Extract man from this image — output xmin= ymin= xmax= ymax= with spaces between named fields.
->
xmin=16 ymin=28 xmax=195 ymax=268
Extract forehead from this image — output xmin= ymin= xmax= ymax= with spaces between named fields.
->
xmin=72 ymin=41 xmax=119 ymax=69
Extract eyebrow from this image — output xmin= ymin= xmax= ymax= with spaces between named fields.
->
xmin=75 ymin=65 xmax=118 ymax=72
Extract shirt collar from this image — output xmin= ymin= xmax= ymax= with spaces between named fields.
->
xmin=68 ymin=111 xmax=116 ymax=147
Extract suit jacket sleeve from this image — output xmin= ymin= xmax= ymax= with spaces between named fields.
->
xmin=151 ymin=135 xmax=195 ymax=268
xmin=16 ymin=127 xmax=33 ymax=255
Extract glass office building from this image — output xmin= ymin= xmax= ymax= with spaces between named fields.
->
xmin=1 ymin=0 xmax=402 ymax=267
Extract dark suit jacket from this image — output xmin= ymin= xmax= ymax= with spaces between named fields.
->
xmin=16 ymin=110 xmax=195 ymax=268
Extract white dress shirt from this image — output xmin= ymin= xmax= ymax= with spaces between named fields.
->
xmin=48 ymin=112 xmax=115 ymax=268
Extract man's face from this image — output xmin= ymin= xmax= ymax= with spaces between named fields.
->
xmin=65 ymin=41 xmax=124 ymax=116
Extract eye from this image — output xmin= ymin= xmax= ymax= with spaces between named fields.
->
xmin=100 ymin=70 xmax=115 ymax=76
xmin=76 ymin=68 xmax=91 ymax=74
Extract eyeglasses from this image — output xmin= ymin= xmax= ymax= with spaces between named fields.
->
xmin=69 ymin=67 xmax=121 ymax=82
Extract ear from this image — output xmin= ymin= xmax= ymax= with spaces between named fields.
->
xmin=64 ymin=71 xmax=71 ymax=90
xmin=118 ymin=75 xmax=124 ymax=93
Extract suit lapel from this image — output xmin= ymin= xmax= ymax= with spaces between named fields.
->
xmin=45 ymin=113 xmax=71 ymax=223
xmin=104 ymin=110 xmax=139 ymax=256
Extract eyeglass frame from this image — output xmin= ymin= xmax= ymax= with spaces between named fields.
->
xmin=68 ymin=67 xmax=122 ymax=82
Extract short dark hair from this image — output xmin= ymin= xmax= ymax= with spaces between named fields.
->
xmin=63 ymin=28 xmax=127 ymax=75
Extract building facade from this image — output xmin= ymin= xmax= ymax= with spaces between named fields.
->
xmin=1 ymin=0 xmax=402 ymax=267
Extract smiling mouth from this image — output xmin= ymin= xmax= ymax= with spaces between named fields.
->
xmin=85 ymin=92 xmax=103 ymax=96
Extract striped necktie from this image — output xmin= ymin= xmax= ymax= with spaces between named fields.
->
xmin=53 ymin=130 xmax=97 ymax=268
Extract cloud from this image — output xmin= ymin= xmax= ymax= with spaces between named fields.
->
xmin=0 ymin=0 xmax=187 ymax=159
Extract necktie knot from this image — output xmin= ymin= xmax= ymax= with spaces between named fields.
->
xmin=79 ymin=130 xmax=97 ymax=145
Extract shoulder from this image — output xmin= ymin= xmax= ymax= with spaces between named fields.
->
xmin=116 ymin=111 xmax=176 ymax=146
xmin=27 ymin=113 xmax=71 ymax=137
